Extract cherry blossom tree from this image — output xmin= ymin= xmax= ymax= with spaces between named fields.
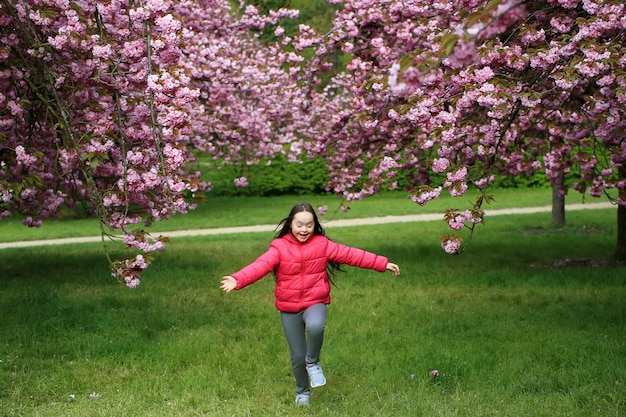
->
xmin=179 ymin=2 xmax=318 ymax=167
xmin=288 ymin=0 xmax=626 ymax=259
xmin=0 ymin=0 xmax=304 ymax=286
xmin=3 ymin=0 xmax=625 ymax=291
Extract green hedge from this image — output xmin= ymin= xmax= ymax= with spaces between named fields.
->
xmin=198 ymin=154 xmax=331 ymax=197
xmin=196 ymin=154 xmax=557 ymax=197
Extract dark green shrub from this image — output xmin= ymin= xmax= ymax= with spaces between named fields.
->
xmin=198 ymin=154 xmax=330 ymax=197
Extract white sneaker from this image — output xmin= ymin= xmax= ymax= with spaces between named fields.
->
xmin=295 ymin=391 xmax=310 ymax=406
xmin=306 ymin=364 xmax=326 ymax=388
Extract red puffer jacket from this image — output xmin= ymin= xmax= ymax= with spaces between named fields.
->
xmin=232 ymin=234 xmax=389 ymax=313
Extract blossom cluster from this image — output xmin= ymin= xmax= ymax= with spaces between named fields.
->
xmin=445 ymin=209 xmax=484 ymax=231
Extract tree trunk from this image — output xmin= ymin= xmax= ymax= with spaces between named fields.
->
xmin=552 ymin=172 xmax=566 ymax=226
xmin=617 ymin=204 xmax=626 ymax=262
xmin=616 ymin=166 xmax=626 ymax=262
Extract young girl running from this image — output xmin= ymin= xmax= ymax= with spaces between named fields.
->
xmin=220 ymin=202 xmax=400 ymax=406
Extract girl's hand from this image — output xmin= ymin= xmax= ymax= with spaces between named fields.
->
xmin=220 ymin=276 xmax=237 ymax=292
xmin=386 ymin=262 xmax=400 ymax=276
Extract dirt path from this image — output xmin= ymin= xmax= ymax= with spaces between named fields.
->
xmin=0 ymin=202 xmax=614 ymax=250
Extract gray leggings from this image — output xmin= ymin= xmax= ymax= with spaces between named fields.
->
xmin=280 ymin=303 xmax=328 ymax=394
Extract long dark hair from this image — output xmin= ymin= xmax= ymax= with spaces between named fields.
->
xmin=274 ymin=202 xmax=343 ymax=284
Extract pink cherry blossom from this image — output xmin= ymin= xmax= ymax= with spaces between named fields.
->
xmin=441 ymin=236 xmax=462 ymax=254
xmin=234 ymin=177 xmax=249 ymax=188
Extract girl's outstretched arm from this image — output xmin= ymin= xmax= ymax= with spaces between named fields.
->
xmin=220 ymin=276 xmax=237 ymax=292
xmin=386 ymin=262 xmax=400 ymax=276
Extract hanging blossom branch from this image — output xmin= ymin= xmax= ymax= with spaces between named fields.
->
xmin=0 ymin=1 xmax=206 ymax=287
xmin=96 ymin=1 xmax=203 ymax=287
xmin=0 ymin=0 xmax=108 ymax=229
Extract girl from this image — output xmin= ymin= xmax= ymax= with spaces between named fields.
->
xmin=220 ymin=203 xmax=400 ymax=406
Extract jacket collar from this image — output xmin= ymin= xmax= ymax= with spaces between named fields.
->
xmin=283 ymin=233 xmax=316 ymax=245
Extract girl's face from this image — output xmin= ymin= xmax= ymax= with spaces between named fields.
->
xmin=291 ymin=211 xmax=315 ymax=243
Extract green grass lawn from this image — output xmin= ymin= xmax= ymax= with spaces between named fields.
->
xmin=0 ymin=193 xmax=623 ymax=416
